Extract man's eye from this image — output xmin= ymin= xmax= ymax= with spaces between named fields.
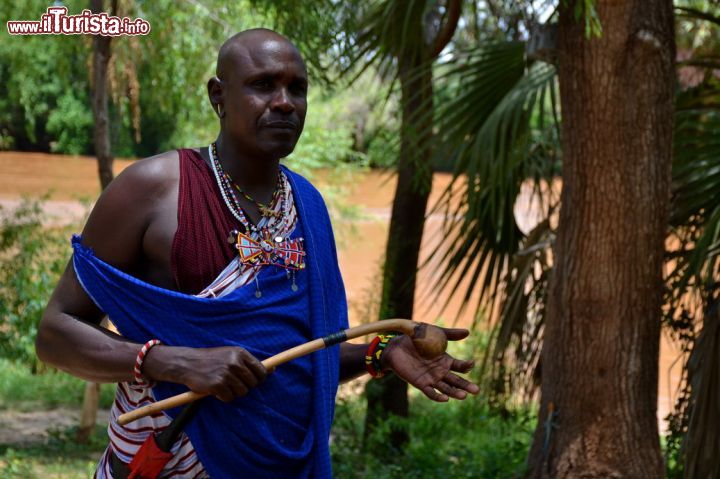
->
xmin=292 ymin=83 xmax=308 ymax=95
xmin=253 ymin=80 xmax=273 ymax=89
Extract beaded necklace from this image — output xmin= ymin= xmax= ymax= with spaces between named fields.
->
xmin=209 ymin=143 xmax=256 ymax=233
xmin=227 ymin=171 xmax=283 ymax=219
xmin=207 ymin=143 xmax=304 ymax=297
xmin=209 ymin=142 xmax=288 ymax=233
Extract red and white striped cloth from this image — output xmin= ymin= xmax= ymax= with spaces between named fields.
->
xmin=94 ymin=174 xmax=299 ymax=478
xmin=94 ymin=381 xmax=208 ymax=478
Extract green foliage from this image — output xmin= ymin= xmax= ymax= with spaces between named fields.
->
xmin=569 ymin=0 xmax=603 ymax=37
xmin=0 ymin=359 xmax=115 ymax=411
xmin=365 ymin=125 xmax=400 ymax=168
xmin=0 ymin=198 xmax=72 ymax=368
xmin=664 ymin=419 xmax=686 ymax=478
xmin=46 ymin=93 xmax=94 ymax=155
xmin=0 ymin=0 xmax=389 ymax=159
xmin=288 ymin=91 xmax=365 ymax=171
xmin=331 ymin=394 xmax=533 ymax=478
xmin=0 ymin=1 xmax=93 ymax=152
xmin=0 ymin=425 xmax=108 ymax=478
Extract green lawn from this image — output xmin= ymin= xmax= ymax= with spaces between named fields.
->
xmin=0 ymin=426 xmax=107 ymax=479
xmin=0 ymin=360 xmax=114 ymax=478
xmin=0 ymin=359 xmax=115 ymax=412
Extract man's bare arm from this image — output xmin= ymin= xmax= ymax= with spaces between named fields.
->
xmin=339 ymin=342 xmax=368 ymax=382
xmin=36 ymin=153 xmax=267 ymax=402
xmin=37 ymin=155 xmax=166 ymax=383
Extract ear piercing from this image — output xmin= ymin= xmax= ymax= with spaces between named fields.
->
xmin=216 ymin=103 xmax=225 ymax=118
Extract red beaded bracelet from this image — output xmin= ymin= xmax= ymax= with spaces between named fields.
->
xmin=133 ymin=339 xmax=161 ymax=388
xmin=365 ymin=333 xmax=398 ymax=378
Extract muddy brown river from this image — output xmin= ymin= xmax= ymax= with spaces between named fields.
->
xmin=0 ymin=151 xmax=682 ymax=429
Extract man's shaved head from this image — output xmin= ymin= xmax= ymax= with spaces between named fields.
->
xmin=216 ymin=28 xmax=305 ymax=81
xmin=208 ymin=28 xmax=309 ymax=161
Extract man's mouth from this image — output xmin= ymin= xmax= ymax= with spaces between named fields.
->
xmin=263 ymin=120 xmax=297 ymax=131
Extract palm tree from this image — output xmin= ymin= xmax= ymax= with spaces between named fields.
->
xmin=428 ymin=1 xmax=719 ymax=476
xmin=339 ymin=0 xmax=462 ymax=448
xmin=663 ymin=9 xmax=720 ymax=473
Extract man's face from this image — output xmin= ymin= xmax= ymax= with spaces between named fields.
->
xmin=218 ymin=38 xmax=308 ymax=159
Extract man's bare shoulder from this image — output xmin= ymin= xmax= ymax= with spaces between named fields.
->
xmin=80 ymin=150 xmax=183 ymax=271
xmin=112 ymin=149 xmax=180 ymax=195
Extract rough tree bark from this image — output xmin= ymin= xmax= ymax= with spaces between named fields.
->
xmin=364 ymin=56 xmax=434 ymax=446
xmin=364 ymin=0 xmax=461 ymax=449
xmin=526 ymin=1 xmax=675 ymax=477
xmin=77 ymin=0 xmax=117 ymax=444
xmin=90 ymin=0 xmax=116 ymax=190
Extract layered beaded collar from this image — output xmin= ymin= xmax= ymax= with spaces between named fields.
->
xmin=208 ymin=143 xmax=289 ymax=236
xmin=206 ymin=144 xmax=305 ymax=298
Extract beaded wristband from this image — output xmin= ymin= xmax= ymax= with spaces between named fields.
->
xmin=365 ymin=333 xmax=399 ymax=378
xmin=133 ymin=339 xmax=161 ymax=388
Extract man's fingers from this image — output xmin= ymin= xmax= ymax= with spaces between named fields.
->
xmin=435 ymin=380 xmax=467 ymax=400
xmin=421 ymin=385 xmax=449 ymax=403
xmin=214 ymin=385 xmax=235 ymax=402
xmin=444 ymin=372 xmax=480 ymax=395
xmin=232 ymin=364 xmax=259 ymax=389
xmin=441 ymin=327 xmax=470 ymax=341
xmin=244 ymin=353 xmax=268 ymax=382
xmin=225 ymin=374 xmax=249 ymax=398
xmin=450 ymin=358 xmax=475 ymax=373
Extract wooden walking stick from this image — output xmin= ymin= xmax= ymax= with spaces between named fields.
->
xmin=117 ymin=319 xmax=447 ymax=426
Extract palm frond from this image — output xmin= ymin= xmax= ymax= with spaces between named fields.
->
xmin=663 ymin=57 xmax=720 ymax=476
xmin=667 ymin=104 xmax=720 ymax=312
xmin=423 ymin=43 xmax=558 ymax=310
xmin=682 ymin=300 xmax=720 ymax=479
xmin=413 ymin=40 xmax=560 ymax=396
xmin=483 ymin=217 xmax=554 ymax=401
xmin=339 ymin=0 xmax=433 ymax=83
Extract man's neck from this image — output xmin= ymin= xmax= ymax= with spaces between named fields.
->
xmin=215 ymin=134 xmax=280 ymax=202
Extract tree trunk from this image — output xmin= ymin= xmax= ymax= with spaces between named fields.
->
xmin=526 ymin=1 xmax=675 ymax=478
xmin=90 ymin=0 xmax=115 ymax=190
xmin=364 ymin=56 xmax=434 ymax=448
xmin=78 ymin=0 xmax=116 ymax=443
xmin=76 ymin=381 xmax=101 ymax=443
xmin=362 ymin=0 xmax=461 ymax=451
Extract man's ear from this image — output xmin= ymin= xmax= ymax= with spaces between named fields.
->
xmin=207 ymin=76 xmax=224 ymax=117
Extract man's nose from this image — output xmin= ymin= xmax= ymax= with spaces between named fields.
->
xmin=270 ymin=88 xmax=295 ymax=113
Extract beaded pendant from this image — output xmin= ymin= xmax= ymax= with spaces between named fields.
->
xmin=208 ymin=143 xmax=306 ymax=297
xmin=232 ymin=230 xmax=306 ymax=270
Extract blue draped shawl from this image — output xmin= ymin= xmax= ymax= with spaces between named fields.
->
xmin=72 ymin=167 xmax=348 ymax=478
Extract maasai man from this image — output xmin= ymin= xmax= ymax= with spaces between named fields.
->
xmin=37 ymin=28 xmax=480 ymax=478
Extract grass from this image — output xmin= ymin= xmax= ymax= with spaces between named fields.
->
xmin=331 ymin=390 xmax=534 ymax=479
xmin=0 ymin=359 xmax=115 ymax=412
xmin=0 ymin=357 xmax=535 ymax=478
xmin=0 ymin=360 xmax=114 ymax=478
xmin=0 ymin=425 xmax=108 ymax=478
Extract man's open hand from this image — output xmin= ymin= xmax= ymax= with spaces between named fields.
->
xmin=382 ymin=328 xmax=480 ymax=402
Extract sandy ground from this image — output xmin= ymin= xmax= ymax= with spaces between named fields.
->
xmin=0 ymin=409 xmax=110 ymax=446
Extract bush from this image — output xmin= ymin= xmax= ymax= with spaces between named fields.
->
xmin=46 ymin=93 xmax=94 ymax=155
xmin=331 ymin=392 xmax=533 ymax=478
xmin=0 ymin=198 xmax=73 ymax=369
